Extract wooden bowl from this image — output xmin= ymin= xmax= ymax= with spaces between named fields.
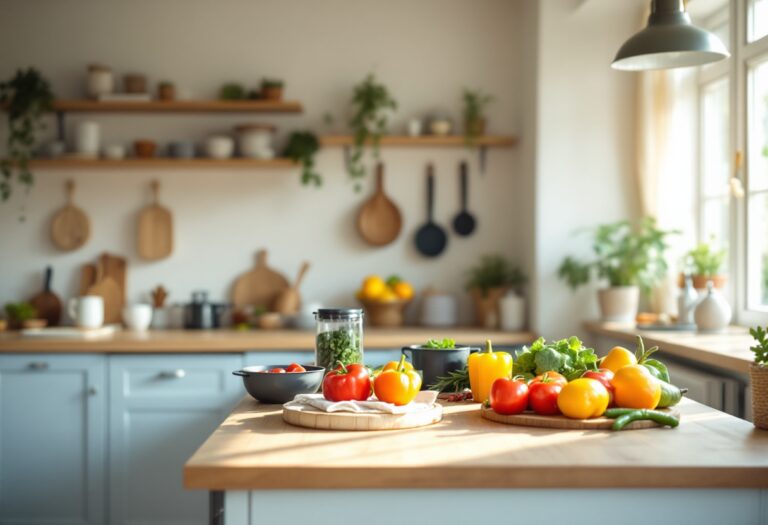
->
xmin=22 ymin=318 xmax=48 ymax=329
xmin=134 ymin=139 xmax=157 ymax=158
xmin=360 ymin=299 xmax=411 ymax=327
xmin=257 ymin=312 xmax=284 ymax=330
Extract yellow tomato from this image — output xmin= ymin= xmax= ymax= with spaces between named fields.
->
xmin=601 ymin=346 xmax=637 ymax=372
xmin=556 ymin=378 xmax=610 ymax=419
xmin=611 ymin=364 xmax=661 ymax=409
xmin=361 ymin=275 xmax=386 ymax=300
xmin=393 ymin=281 xmax=414 ymax=301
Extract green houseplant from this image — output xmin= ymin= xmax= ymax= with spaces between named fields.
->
xmin=462 ymin=89 xmax=493 ymax=144
xmin=466 ymin=255 xmax=526 ymax=328
xmin=683 ymin=241 xmax=727 ymax=289
xmin=558 ymin=217 xmax=676 ymax=321
xmin=347 ymin=74 xmax=397 ymax=189
xmin=4 ymin=302 xmax=37 ymax=330
xmin=0 ymin=68 xmax=54 ymax=202
xmin=749 ymin=326 xmax=768 ymax=429
xmin=260 ymin=78 xmax=284 ymax=101
xmin=284 ymin=131 xmax=321 ymax=187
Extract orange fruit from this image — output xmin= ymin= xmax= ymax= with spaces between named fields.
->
xmin=556 ymin=378 xmax=610 ymax=419
xmin=601 ymin=346 xmax=637 ymax=372
xmin=611 ymin=365 xmax=661 ymax=409
xmin=361 ymin=275 xmax=386 ymax=300
xmin=393 ymin=281 xmax=414 ymax=301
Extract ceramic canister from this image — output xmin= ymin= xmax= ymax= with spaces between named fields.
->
xmin=694 ymin=281 xmax=732 ymax=332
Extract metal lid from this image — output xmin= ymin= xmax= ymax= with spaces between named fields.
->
xmin=314 ymin=308 xmax=363 ymax=320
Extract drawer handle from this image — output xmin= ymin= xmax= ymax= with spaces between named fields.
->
xmin=159 ymin=369 xmax=186 ymax=379
xmin=28 ymin=362 xmax=49 ymax=370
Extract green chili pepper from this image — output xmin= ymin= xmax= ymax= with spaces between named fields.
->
xmin=611 ymin=409 xmax=679 ymax=431
xmin=604 ymin=408 xmax=638 ymax=418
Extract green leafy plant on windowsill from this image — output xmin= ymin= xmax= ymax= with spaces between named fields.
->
xmin=751 ymin=326 xmax=768 ymax=367
xmin=0 ymin=68 xmax=54 ymax=203
xmin=284 ymin=131 xmax=321 ymax=187
xmin=685 ymin=241 xmax=726 ymax=277
xmin=558 ymin=217 xmax=677 ymax=292
xmin=4 ymin=302 xmax=37 ymax=324
xmin=462 ymin=88 xmax=493 ymax=145
xmin=466 ymin=255 xmax=527 ymax=297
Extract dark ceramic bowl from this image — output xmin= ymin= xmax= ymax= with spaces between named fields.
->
xmin=401 ymin=345 xmax=478 ymax=391
xmin=233 ymin=365 xmax=325 ymax=404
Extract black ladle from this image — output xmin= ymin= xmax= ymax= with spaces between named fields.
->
xmin=415 ymin=164 xmax=448 ymax=257
xmin=452 ymin=161 xmax=476 ymax=236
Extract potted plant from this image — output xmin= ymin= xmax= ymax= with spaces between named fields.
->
xmin=682 ymin=242 xmax=727 ymax=289
xmin=284 ymin=131 xmax=321 ymax=187
xmin=0 ymin=68 xmax=54 ymax=203
xmin=4 ymin=302 xmax=43 ymax=330
xmin=462 ymin=88 xmax=493 ymax=145
xmin=260 ymin=79 xmax=284 ymax=101
xmin=401 ymin=338 xmax=475 ymax=392
xmin=466 ymin=255 xmax=526 ymax=328
xmin=749 ymin=326 xmax=768 ymax=429
xmin=558 ymin=217 xmax=676 ymax=322
xmin=347 ymin=73 xmax=397 ymax=189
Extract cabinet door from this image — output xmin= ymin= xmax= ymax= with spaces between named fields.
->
xmin=109 ymin=354 xmax=243 ymax=525
xmin=0 ymin=354 xmax=106 ymax=525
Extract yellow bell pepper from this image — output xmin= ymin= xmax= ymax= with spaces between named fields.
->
xmin=468 ymin=340 xmax=513 ymax=403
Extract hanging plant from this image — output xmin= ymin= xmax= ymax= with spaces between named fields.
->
xmin=347 ymin=74 xmax=397 ymax=189
xmin=284 ymin=131 xmax=321 ymax=187
xmin=0 ymin=68 xmax=54 ymax=202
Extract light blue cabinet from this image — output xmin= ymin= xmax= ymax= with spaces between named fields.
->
xmin=0 ymin=354 xmax=106 ymax=525
xmin=108 ymin=354 xmax=243 ymax=525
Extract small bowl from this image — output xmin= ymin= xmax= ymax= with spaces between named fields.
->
xmin=257 ymin=312 xmax=284 ymax=330
xmin=22 ymin=318 xmax=48 ymax=329
xmin=233 ymin=364 xmax=325 ymax=404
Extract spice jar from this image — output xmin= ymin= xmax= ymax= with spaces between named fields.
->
xmin=87 ymin=64 xmax=114 ymax=99
xmin=314 ymin=308 xmax=364 ymax=372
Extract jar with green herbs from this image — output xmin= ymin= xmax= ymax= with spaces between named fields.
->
xmin=314 ymin=308 xmax=364 ymax=372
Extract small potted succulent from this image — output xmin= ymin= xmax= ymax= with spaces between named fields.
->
xmin=466 ymin=255 xmax=526 ymax=329
xmin=558 ymin=217 xmax=676 ymax=322
xmin=401 ymin=338 xmax=475 ymax=391
xmin=682 ymin=242 xmax=727 ymax=290
xmin=260 ymin=79 xmax=284 ymax=101
xmin=462 ymin=88 xmax=493 ymax=144
xmin=4 ymin=302 xmax=44 ymax=330
xmin=749 ymin=326 xmax=768 ymax=429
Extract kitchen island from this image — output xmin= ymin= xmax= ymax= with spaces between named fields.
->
xmin=185 ymin=397 xmax=768 ymax=525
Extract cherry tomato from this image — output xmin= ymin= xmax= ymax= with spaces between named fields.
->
xmin=528 ymin=381 xmax=562 ymax=415
xmin=489 ymin=377 xmax=529 ymax=415
xmin=322 ymin=363 xmax=371 ymax=402
xmin=583 ymin=369 xmax=615 ymax=404
xmin=285 ymin=363 xmax=306 ymax=373
xmin=268 ymin=368 xmax=286 ymax=374
xmin=529 ymin=371 xmax=567 ymax=387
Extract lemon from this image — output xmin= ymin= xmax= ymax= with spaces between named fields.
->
xmin=601 ymin=346 xmax=637 ymax=373
xmin=361 ymin=275 xmax=386 ymax=300
xmin=393 ymin=281 xmax=414 ymax=301
xmin=379 ymin=288 xmax=399 ymax=302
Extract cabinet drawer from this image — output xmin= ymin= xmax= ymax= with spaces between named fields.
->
xmin=113 ymin=354 xmax=242 ymax=399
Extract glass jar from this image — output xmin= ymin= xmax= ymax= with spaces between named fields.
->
xmin=314 ymin=308 xmax=364 ymax=372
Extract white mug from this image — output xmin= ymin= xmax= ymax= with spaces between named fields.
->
xmin=68 ymin=296 xmax=104 ymax=329
xmin=122 ymin=304 xmax=153 ymax=331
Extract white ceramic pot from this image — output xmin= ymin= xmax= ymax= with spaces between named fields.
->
xmin=68 ymin=296 xmax=104 ymax=329
xmin=150 ymin=307 xmax=170 ymax=329
xmin=87 ymin=65 xmax=114 ymax=99
xmin=597 ymin=286 xmax=639 ymax=322
xmin=103 ymin=144 xmax=126 ymax=160
xmin=429 ymin=118 xmax=452 ymax=136
xmin=122 ymin=304 xmax=153 ymax=331
xmin=236 ymin=125 xmax=275 ymax=158
xmin=75 ymin=121 xmax=100 ymax=157
xmin=694 ymin=281 xmax=731 ymax=332
xmin=420 ymin=293 xmax=458 ymax=327
xmin=500 ymin=292 xmax=525 ymax=331
xmin=204 ymin=135 xmax=234 ymax=159
xmin=407 ymin=118 xmax=423 ymax=137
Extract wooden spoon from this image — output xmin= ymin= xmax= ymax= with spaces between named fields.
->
xmin=50 ymin=179 xmax=90 ymax=251
xmin=273 ymin=262 xmax=310 ymax=315
xmin=357 ymin=162 xmax=402 ymax=246
xmin=137 ymin=180 xmax=173 ymax=260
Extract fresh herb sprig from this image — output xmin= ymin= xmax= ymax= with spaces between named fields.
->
xmin=423 ymin=338 xmax=457 ymax=349
xmin=429 ymin=366 xmax=470 ymax=392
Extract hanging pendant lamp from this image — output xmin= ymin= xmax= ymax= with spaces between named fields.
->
xmin=612 ymin=0 xmax=729 ymax=71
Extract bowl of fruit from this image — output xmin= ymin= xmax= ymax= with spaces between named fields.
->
xmin=356 ymin=275 xmax=414 ymax=327
xmin=232 ymin=363 xmax=325 ymax=404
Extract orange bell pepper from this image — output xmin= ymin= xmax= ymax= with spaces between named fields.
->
xmin=468 ymin=340 xmax=513 ymax=403
xmin=374 ymin=355 xmax=422 ymax=406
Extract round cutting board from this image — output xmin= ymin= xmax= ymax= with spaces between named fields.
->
xmin=481 ymin=406 xmax=680 ymax=431
xmin=283 ymin=404 xmax=443 ymax=431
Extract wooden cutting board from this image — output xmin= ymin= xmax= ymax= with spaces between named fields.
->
xmin=137 ymin=180 xmax=173 ymax=260
xmin=86 ymin=264 xmax=122 ymax=325
xmin=481 ymin=406 xmax=680 ymax=431
xmin=79 ymin=263 xmax=97 ymax=296
xmin=28 ymin=266 xmax=62 ymax=326
xmin=273 ymin=261 xmax=310 ymax=315
xmin=101 ymin=252 xmax=126 ymax=303
xmin=232 ymin=250 xmax=289 ymax=309
xmin=282 ymin=404 xmax=443 ymax=431
xmin=50 ymin=179 xmax=90 ymax=251
xmin=356 ymin=162 xmax=402 ymax=246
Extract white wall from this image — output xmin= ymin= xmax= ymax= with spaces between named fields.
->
xmin=0 ymin=0 xmax=529 ymax=325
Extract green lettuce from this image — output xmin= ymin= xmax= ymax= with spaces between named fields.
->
xmin=513 ymin=336 xmax=599 ymax=381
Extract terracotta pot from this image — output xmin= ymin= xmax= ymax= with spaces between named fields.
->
xmin=157 ymin=83 xmax=176 ymax=101
xmin=465 ymin=117 xmax=486 ymax=137
xmin=124 ymin=74 xmax=147 ymax=94
xmin=678 ymin=273 xmax=727 ymax=290
xmin=597 ymin=286 xmax=639 ymax=322
xmin=361 ymin=299 xmax=410 ymax=327
xmin=470 ymin=286 xmax=509 ymax=329
xmin=134 ymin=140 xmax=157 ymax=158
xmin=750 ymin=363 xmax=768 ymax=430
xmin=261 ymin=86 xmax=283 ymax=101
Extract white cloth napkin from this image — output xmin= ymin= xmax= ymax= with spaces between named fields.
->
xmin=284 ymin=390 xmax=438 ymax=414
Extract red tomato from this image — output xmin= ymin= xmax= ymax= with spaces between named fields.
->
xmin=268 ymin=368 xmax=286 ymax=374
xmin=582 ymin=369 xmax=615 ymax=404
xmin=322 ymin=363 xmax=371 ymax=402
xmin=489 ymin=378 xmax=529 ymax=415
xmin=528 ymin=381 xmax=563 ymax=415
xmin=529 ymin=371 xmax=567 ymax=387
xmin=285 ymin=363 xmax=306 ymax=373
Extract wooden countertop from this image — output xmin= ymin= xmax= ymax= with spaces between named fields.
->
xmin=0 ymin=327 xmax=536 ymax=353
xmin=184 ymin=397 xmax=768 ymax=490
xmin=584 ymin=321 xmax=754 ymax=375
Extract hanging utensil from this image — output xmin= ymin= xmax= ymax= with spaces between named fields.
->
xmin=452 ymin=160 xmax=477 ymax=236
xmin=357 ymin=162 xmax=402 ymax=246
xmin=414 ymin=163 xmax=448 ymax=257
xmin=137 ymin=179 xmax=173 ymax=261
xmin=50 ymin=179 xmax=90 ymax=251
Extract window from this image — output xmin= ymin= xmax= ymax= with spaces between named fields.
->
xmin=748 ymin=0 xmax=768 ymax=43
xmin=747 ymin=57 xmax=768 ymax=309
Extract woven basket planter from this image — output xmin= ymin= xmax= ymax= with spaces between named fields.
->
xmin=750 ymin=363 xmax=768 ymax=430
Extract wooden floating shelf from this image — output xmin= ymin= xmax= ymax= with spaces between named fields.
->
xmin=27 ymin=158 xmax=296 ymax=169
xmin=320 ymin=135 xmax=518 ymax=147
xmin=21 ymin=99 xmax=303 ymax=114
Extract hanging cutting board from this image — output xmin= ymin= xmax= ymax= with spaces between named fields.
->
xmin=357 ymin=162 xmax=402 ymax=246
xmin=283 ymin=403 xmax=443 ymax=431
xmin=50 ymin=179 xmax=90 ymax=251
xmin=137 ymin=180 xmax=173 ymax=260
xmin=86 ymin=263 xmax=122 ymax=325
xmin=101 ymin=252 xmax=127 ymax=303
xmin=232 ymin=249 xmax=289 ymax=309
xmin=480 ymin=406 xmax=680 ymax=431
xmin=79 ymin=263 xmax=97 ymax=296
xmin=273 ymin=261 xmax=310 ymax=315
xmin=29 ymin=266 xmax=62 ymax=326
